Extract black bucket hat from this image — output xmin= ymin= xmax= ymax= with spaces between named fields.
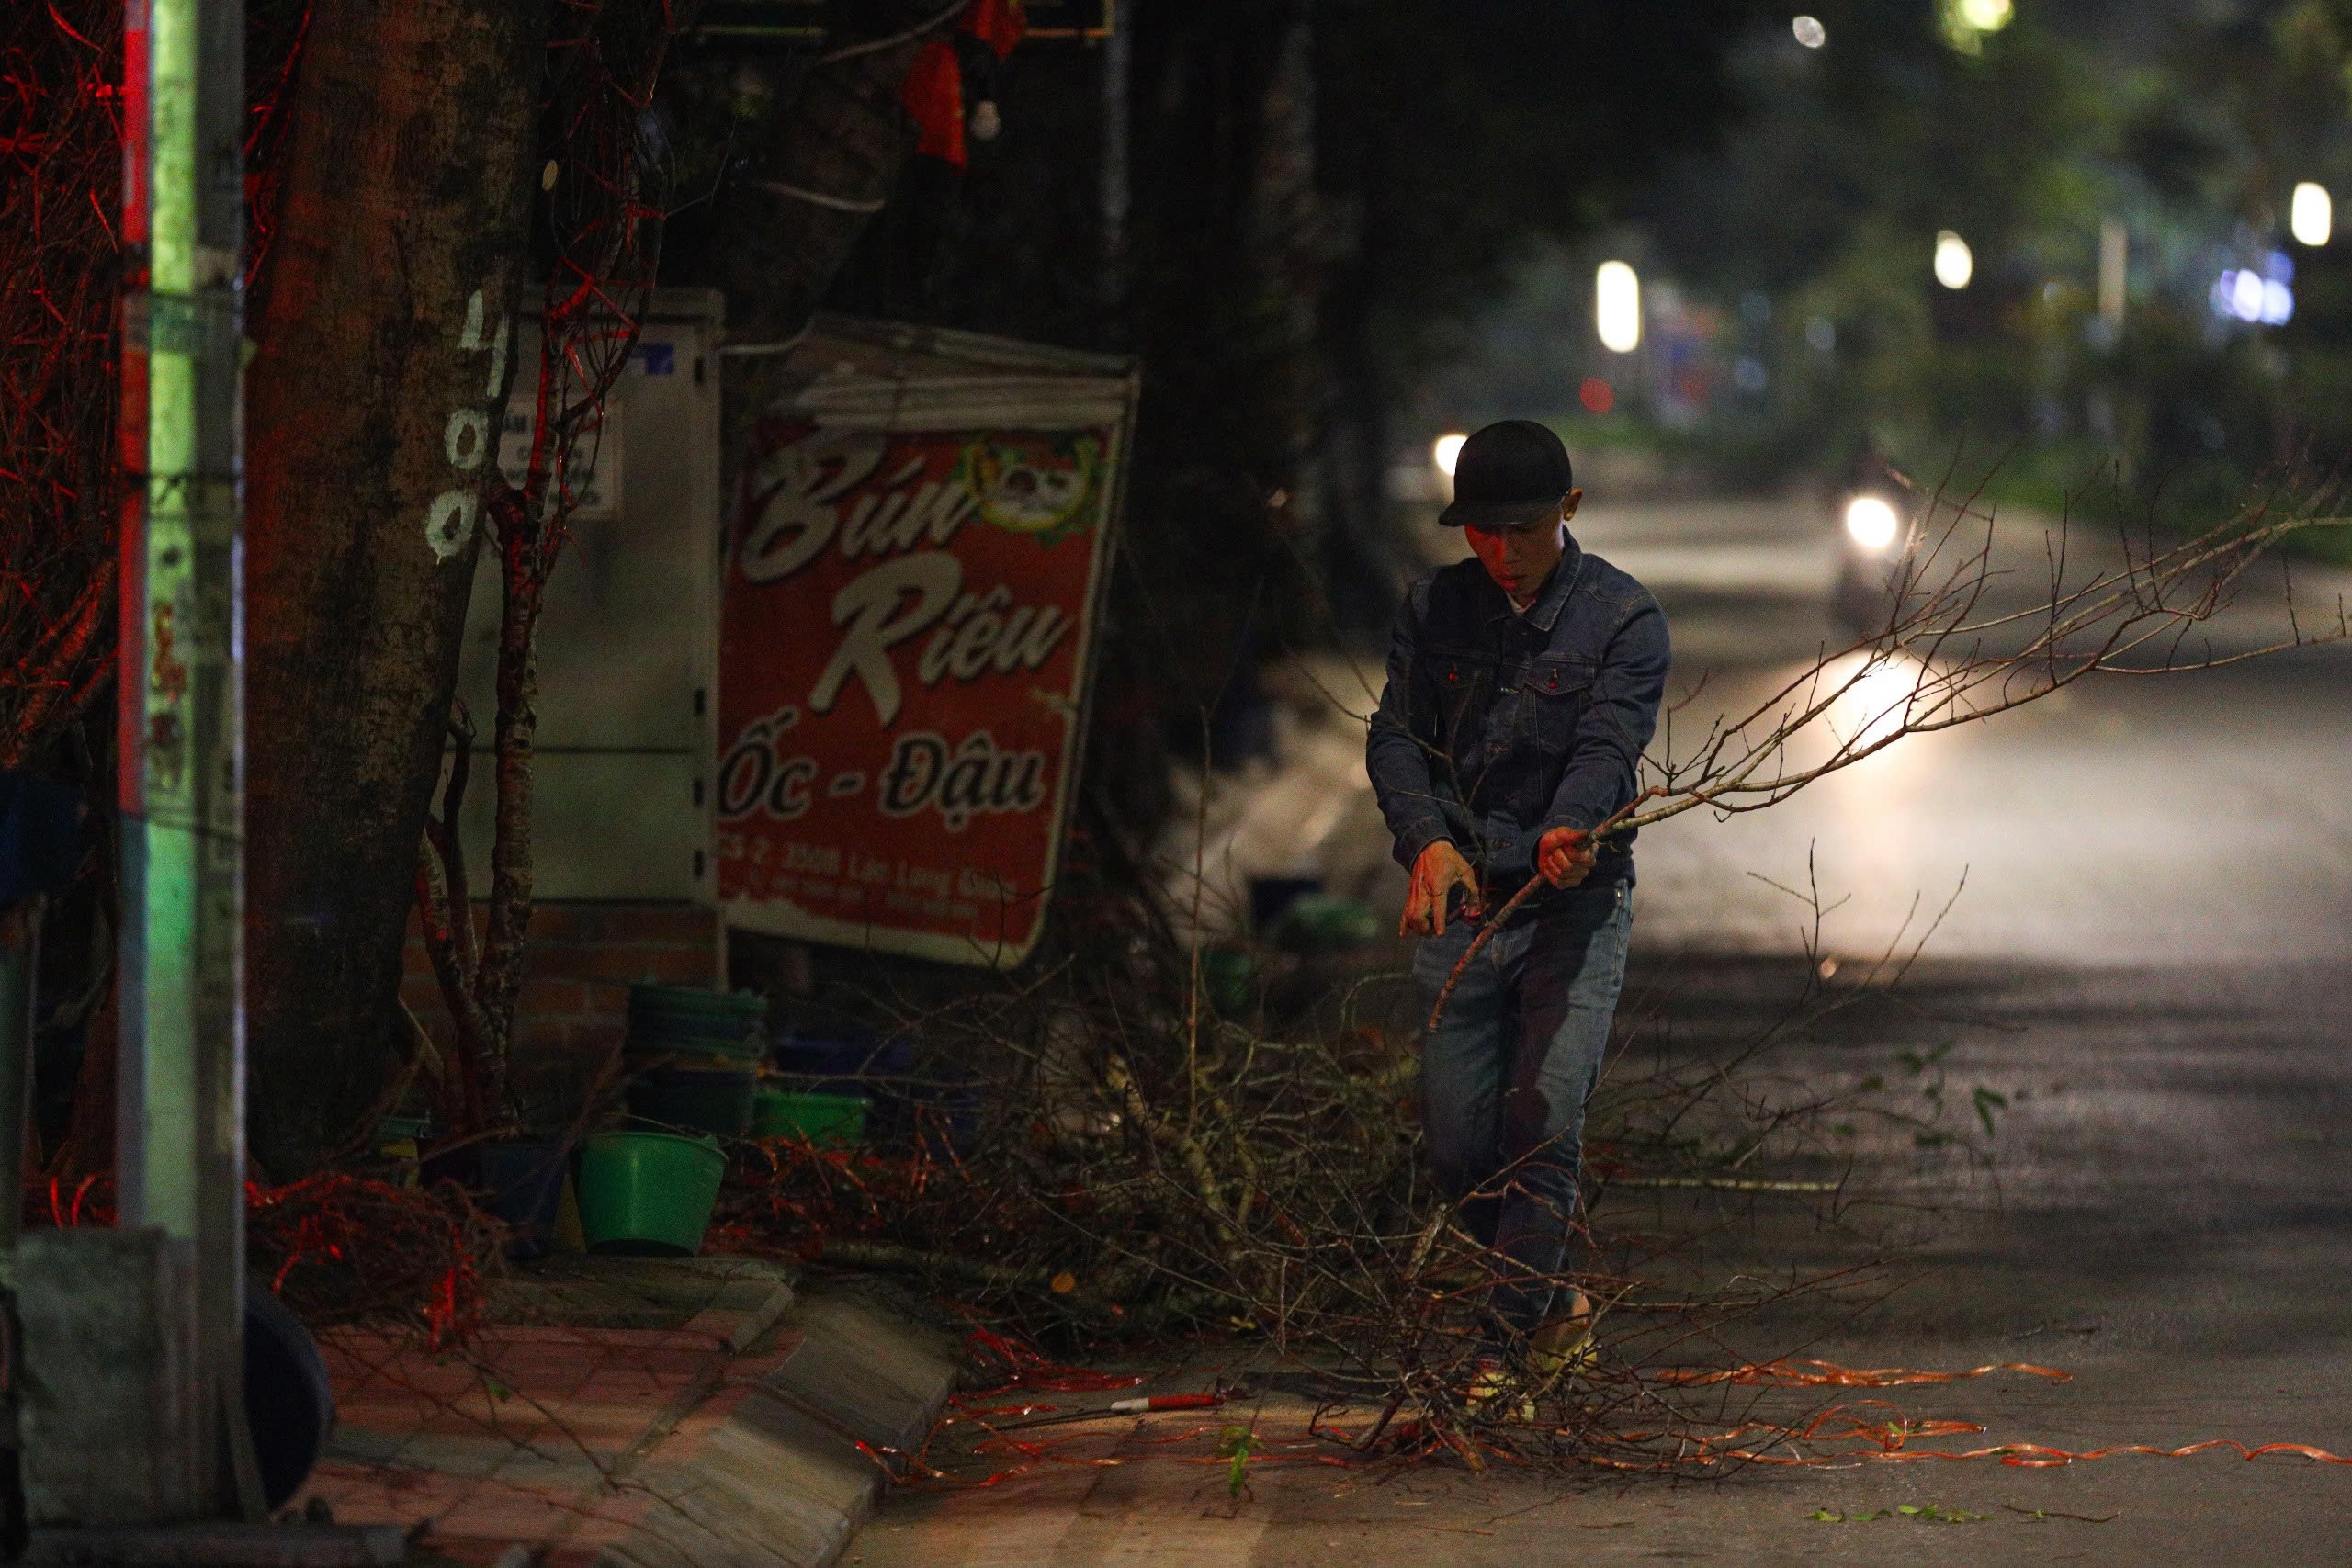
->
xmin=1438 ymin=420 xmax=1575 ymax=528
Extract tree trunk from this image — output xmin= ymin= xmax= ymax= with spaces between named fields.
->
xmin=243 ymin=1 xmax=548 ymax=1179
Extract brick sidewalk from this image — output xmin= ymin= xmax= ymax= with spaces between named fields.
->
xmin=302 ymin=1322 xmax=804 ymax=1566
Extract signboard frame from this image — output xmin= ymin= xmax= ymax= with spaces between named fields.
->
xmin=717 ymin=316 xmax=1139 ymax=970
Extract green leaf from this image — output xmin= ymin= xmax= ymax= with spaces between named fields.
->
xmin=1898 ymin=1505 xmax=1921 ymax=1516
xmin=1217 ymin=1421 xmax=1264 ymax=1499
xmin=1809 ymin=1509 xmax=1845 ymax=1522
xmin=1973 ymin=1086 xmax=2009 ymax=1136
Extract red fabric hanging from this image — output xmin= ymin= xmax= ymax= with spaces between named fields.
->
xmin=900 ymin=37 xmax=967 ymax=168
xmin=960 ymin=0 xmax=1026 ymax=60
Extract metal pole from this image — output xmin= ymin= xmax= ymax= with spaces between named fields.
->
xmin=1097 ymin=0 xmax=1131 ymax=312
xmin=117 ymin=0 xmax=254 ymax=1520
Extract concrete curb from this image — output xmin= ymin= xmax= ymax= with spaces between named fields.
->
xmin=592 ymin=1282 xmax=958 ymax=1568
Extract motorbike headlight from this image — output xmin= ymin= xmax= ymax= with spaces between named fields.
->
xmin=1844 ymin=494 xmax=1899 ymax=552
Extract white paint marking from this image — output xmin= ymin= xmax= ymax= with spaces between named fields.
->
xmin=444 ymin=407 xmax=490 ymax=470
xmin=425 ymin=490 xmax=479 ymax=563
xmin=425 ymin=284 xmax=506 ymax=562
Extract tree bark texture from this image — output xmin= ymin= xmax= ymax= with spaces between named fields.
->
xmin=243 ymin=1 xmax=548 ymax=1179
xmin=707 ymin=18 xmax=930 ymax=489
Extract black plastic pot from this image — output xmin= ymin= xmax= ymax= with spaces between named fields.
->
xmin=245 ymin=1288 xmax=334 ymax=1512
xmin=626 ymin=1062 xmax=756 ymax=1138
xmin=422 ymin=1138 xmax=570 ymax=1260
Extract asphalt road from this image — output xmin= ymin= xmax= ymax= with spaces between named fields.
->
xmin=854 ymin=490 xmax=2352 ymax=1566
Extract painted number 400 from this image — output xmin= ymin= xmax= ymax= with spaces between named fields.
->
xmin=425 ymin=287 xmax=511 ymax=563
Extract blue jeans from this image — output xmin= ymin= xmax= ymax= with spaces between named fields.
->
xmin=1413 ymin=880 xmax=1633 ymax=1340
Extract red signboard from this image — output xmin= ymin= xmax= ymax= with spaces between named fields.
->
xmin=717 ymin=351 xmax=1131 ymax=966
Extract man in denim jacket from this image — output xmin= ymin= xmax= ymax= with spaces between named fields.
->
xmin=1365 ymin=420 xmax=1669 ymax=1374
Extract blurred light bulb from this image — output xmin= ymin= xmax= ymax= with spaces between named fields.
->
xmin=1939 ymin=0 xmax=2011 ymax=52
xmin=1792 ymin=15 xmax=1826 ymax=47
xmin=2232 ymin=268 xmax=2265 ymax=321
xmin=1836 ymin=651 xmax=1924 ymax=745
xmin=1432 ymin=433 xmax=1468 ymax=476
xmin=1596 ymin=260 xmax=1642 ymax=353
xmin=1844 ymin=494 xmax=1899 ymax=551
xmin=2291 ymin=182 xmax=2333 ymax=247
xmin=1934 ymin=231 xmax=1973 ymax=289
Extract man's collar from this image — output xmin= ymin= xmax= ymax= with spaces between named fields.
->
xmin=1521 ymin=535 xmax=1585 ymax=631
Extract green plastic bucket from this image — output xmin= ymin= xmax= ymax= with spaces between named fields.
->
xmin=751 ymin=1090 xmax=867 ymax=1148
xmin=574 ymin=1131 xmax=727 ymax=1257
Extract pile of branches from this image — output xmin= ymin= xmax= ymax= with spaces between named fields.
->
xmin=28 ymin=1170 xmax=504 ymax=1351
xmin=250 ymin=1172 xmax=506 ymax=1349
xmin=715 ymin=876 xmax=1938 ymax=1463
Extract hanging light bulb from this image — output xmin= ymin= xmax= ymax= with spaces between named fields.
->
xmin=1596 ymin=261 xmax=1642 ymax=353
xmin=2291 ymin=182 xmax=2333 ymax=247
xmin=1934 ymin=231 xmax=1974 ymax=289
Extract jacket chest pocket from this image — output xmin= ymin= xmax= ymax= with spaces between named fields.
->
xmin=1419 ymin=649 xmax=1505 ymax=761
xmin=1516 ymin=655 xmax=1597 ymax=752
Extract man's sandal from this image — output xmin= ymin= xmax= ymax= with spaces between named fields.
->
xmin=1461 ymin=1355 xmax=1537 ymax=1423
xmin=1526 ymin=1303 xmax=1601 ymax=1385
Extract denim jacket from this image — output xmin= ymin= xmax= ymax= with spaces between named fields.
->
xmin=1366 ymin=538 xmax=1668 ymax=908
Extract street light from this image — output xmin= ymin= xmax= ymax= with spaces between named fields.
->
xmin=1432 ymin=433 xmax=1467 ymax=477
xmin=1934 ymin=231 xmax=1973 ymax=289
xmin=1939 ymin=0 xmax=2012 ymax=53
xmin=2291 ymin=182 xmax=2333 ymax=247
xmin=1596 ymin=260 xmax=1641 ymax=354
xmin=1792 ymin=15 xmax=1826 ymax=48
xmin=1844 ymin=495 xmax=1900 ymax=551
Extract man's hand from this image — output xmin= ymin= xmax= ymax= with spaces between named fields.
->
xmin=1537 ymin=826 xmax=1597 ymax=889
xmin=1402 ymin=841 xmax=1481 ymax=937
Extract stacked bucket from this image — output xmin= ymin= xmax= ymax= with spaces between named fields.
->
xmin=623 ymin=984 xmax=769 ymax=1135
xmin=575 ymin=984 xmax=769 ymax=1256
